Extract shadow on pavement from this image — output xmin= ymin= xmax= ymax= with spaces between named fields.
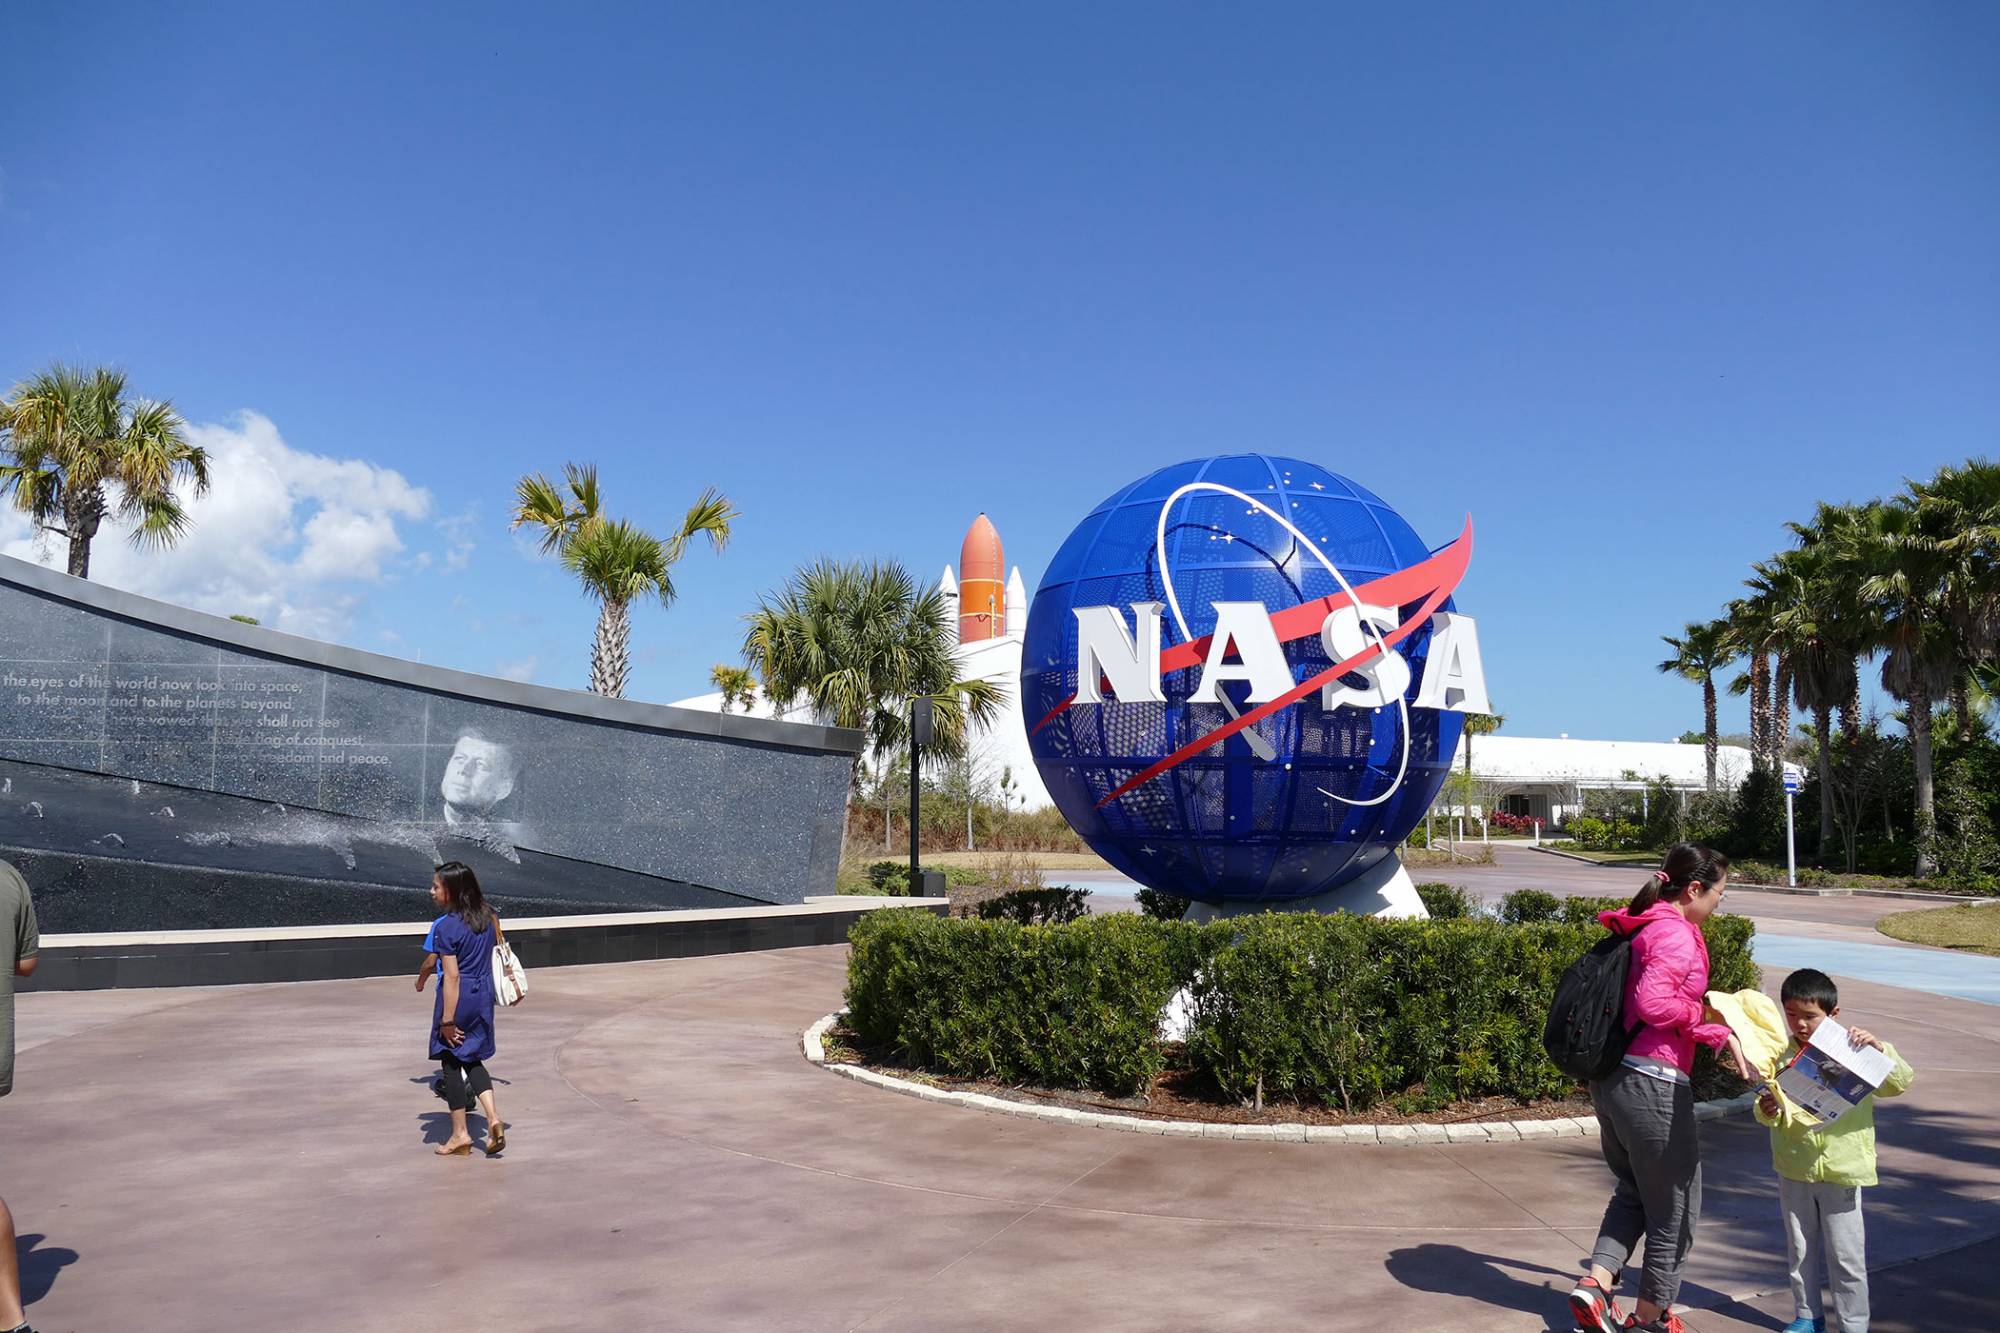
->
xmin=416 ymin=1109 xmax=491 ymax=1146
xmin=1382 ymin=1243 xmax=1578 ymax=1330
xmin=16 ymin=1232 xmax=79 ymax=1307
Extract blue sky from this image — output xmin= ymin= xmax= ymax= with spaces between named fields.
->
xmin=3 ymin=3 xmax=1996 ymax=741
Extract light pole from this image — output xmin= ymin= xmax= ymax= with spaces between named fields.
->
xmin=910 ymin=696 xmax=935 ymax=894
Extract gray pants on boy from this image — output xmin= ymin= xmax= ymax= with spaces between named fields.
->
xmin=1780 ymin=1177 xmax=1868 ymax=1332
xmin=1589 ymin=1064 xmax=1703 ymax=1310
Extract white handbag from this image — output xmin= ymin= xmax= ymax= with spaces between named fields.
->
xmin=492 ymin=940 xmax=528 ymax=1006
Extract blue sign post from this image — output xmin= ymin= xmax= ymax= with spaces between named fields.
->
xmin=1782 ymin=769 xmax=1802 ymax=887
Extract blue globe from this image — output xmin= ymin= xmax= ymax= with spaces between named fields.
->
xmin=1021 ymin=454 xmax=1466 ymax=904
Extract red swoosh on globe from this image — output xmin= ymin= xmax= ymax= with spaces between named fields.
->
xmin=1084 ymin=518 xmax=1473 ymax=809
xmin=1028 ymin=518 xmax=1473 ymax=740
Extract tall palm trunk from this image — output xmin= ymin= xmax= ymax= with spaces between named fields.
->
xmin=1772 ymin=652 xmax=1793 ymax=766
xmin=1951 ymin=676 xmax=1974 ymax=742
xmin=1814 ymin=702 xmax=1834 ymax=857
xmin=1748 ymin=654 xmax=1771 ymax=771
xmin=1840 ymin=674 xmax=1862 ymax=741
xmin=1909 ymin=677 xmax=1937 ymax=877
xmin=1702 ymin=675 xmax=1719 ymax=790
xmin=63 ymin=484 xmax=105 ymax=579
xmin=590 ymin=598 xmax=632 ymax=697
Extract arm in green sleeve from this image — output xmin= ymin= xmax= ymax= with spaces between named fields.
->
xmin=1876 ymin=1041 xmax=1914 ymax=1098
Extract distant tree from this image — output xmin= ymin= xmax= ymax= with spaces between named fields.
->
xmin=229 ymin=614 xmax=260 ymax=625
xmin=0 ymin=363 xmax=209 ymax=579
xmin=510 ymin=462 xmax=735 ymax=698
xmin=1461 ymin=711 xmax=1504 ymax=781
xmin=1657 ymin=619 xmax=1739 ymax=790
xmin=743 ymin=557 xmax=1006 ymax=790
xmin=710 ymin=663 xmax=757 ymax=714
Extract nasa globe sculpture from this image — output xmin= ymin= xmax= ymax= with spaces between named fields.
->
xmin=1020 ymin=454 xmax=1488 ymax=918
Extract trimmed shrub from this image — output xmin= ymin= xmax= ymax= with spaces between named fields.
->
xmin=974 ymin=887 xmax=1091 ymax=925
xmin=1416 ymin=882 xmax=1476 ymax=919
xmin=865 ymin=861 xmax=914 ymax=895
xmin=844 ymin=899 xmax=1759 ymax=1111
xmin=845 ymin=909 xmax=1187 ymax=1095
xmin=1560 ymin=895 xmax=1627 ymax=925
xmin=1499 ymin=889 xmax=1561 ymax=924
xmin=1135 ymin=887 xmax=1191 ymax=921
xmin=863 ymin=861 xmax=985 ymax=895
xmin=1490 ymin=811 xmax=1544 ymax=835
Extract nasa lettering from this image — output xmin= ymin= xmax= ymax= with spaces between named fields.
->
xmin=1021 ymin=455 xmax=1487 ymax=906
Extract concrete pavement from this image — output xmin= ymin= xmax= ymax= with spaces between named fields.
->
xmin=5 ymin=850 xmax=1997 ymax=1331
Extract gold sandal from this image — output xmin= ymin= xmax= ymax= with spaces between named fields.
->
xmin=435 ymin=1141 xmax=473 ymax=1157
xmin=486 ymin=1122 xmax=507 ymax=1156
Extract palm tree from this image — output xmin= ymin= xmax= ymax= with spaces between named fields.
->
xmin=1842 ymin=492 xmax=1959 ymax=875
xmin=1658 ymin=619 xmax=1739 ymax=790
xmin=1904 ymin=459 xmax=2000 ymax=742
xmin=743 ymin=558 xmax=1007 ymax=791
xmin=710 ymin=663 xmax=757 ymax=714
xmin=1770 ymin=537 xmax=1862 ymax=857
xmin=511 ymin=463 xmax=735 ymax=698
xmin=0 ymin=363 xmax=209 ymax=578
xmin=1743 ymin=562 xmax=1800 ymax=768
xmin=1461 ymin=711 xmax=1504 ymax=779
xmin=1725 ymin=588 xmax=1783 ymax=773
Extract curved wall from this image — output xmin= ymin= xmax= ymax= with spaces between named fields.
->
xmin=0 ymin=555 xmax=863 ymax=909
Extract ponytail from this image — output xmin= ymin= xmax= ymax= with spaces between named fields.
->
xmin=1629 ymin=842 xmax=1730 ymax=913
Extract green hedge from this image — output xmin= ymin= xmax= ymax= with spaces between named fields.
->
xmin=1500 ymin=888 xmax=1562 ymax=924
xmin=846 ymin=910 xmax=1193 ymax=1095
xmin=1187 ymin=913 xmax=1591 ymax=1110
xmin=845 ymin=897 xmax=1759 ymax=1110
xmin=1415 ymin=882 xmax=1476 ymax=919
xmin=974 ymin=887 xmax=1091 ymax=925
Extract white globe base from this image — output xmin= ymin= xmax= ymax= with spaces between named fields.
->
xmin=1159 ymin=855 xmax=1428 ymax=1041
xmin=1182 ymin=853 xmax=1429 ymax=923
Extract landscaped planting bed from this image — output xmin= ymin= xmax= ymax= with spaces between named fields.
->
xmin=841 ymin=893 xmax=1756 ymax=1121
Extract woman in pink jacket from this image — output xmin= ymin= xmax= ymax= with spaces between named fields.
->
xmin=1569 ymin=843 xmax=1754 ymax=1333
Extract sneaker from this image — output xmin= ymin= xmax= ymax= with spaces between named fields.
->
xmin=1780 ymin=1321 xmax=1825 ymax=1333
xmin=1568 ymin=1277 xmax=1625 ymax=1333
xmin=1626 ymin=1316 xmax=1686 ymax=1333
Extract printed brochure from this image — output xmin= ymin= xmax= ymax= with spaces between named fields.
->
xmin=1774 ymin=1018 xmax=1894 ymax=1127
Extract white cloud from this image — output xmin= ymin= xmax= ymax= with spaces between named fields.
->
xmin=436 ymin=507 xmax=478 ymax=574
xmin=0 ymin=410 xmax=431 ymax=639
xmin=494 ymin=656 xmax=539 ymax=683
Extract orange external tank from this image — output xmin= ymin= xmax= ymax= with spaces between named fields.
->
xmin=958 ymin=514 xmax=1005 ymax=643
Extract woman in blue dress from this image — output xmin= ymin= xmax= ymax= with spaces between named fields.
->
xmin=429 ymin=861 xmax=507 ymax=1157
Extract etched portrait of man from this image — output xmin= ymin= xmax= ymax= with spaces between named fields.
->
xmin=438 ymin=729 xmax=525 ymax=849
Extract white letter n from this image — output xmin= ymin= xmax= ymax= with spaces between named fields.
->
xmin=1073 ymin=602 xmax=1166 ymax=703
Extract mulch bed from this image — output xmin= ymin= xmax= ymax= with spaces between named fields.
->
xmin=820 ymin=1023 xmax=1596 ymax=1126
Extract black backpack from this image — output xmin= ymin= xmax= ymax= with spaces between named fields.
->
xmin=1543 ymin=923 xmax=1651 ymax=1081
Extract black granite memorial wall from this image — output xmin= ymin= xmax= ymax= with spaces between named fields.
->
xmin=0 ymin=554 xmax=864 ymax=931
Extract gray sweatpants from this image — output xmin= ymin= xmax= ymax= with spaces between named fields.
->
xmin=1781 ymin=1176 xmax=1869 ymax=1332
xmin=1589 ymin=1065 xmax=1703 ymax=1309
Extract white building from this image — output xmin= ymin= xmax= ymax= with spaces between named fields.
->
xmin=1448 ymin=734 xmax=1795 ymax=825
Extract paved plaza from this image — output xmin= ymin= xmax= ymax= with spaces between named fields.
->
xmin=6 ymin=849 xmax=1998 ymax=1331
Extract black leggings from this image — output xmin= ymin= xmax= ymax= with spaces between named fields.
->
xmin=438 ymin=1053 xmax=493 ymax=1112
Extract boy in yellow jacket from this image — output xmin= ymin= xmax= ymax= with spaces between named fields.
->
xmin=1755 ymin=969 xmax=1915 ymax=1333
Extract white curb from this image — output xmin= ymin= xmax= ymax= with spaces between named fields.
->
xmin=804 ymin=1012 xmax=1751 ymax=1145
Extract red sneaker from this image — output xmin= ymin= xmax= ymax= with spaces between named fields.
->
xmin=1568 ymin=1277 xmax=1625 ymax=1333
xmin=1625 ymin=1315 xmax=1686 ymax=1333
